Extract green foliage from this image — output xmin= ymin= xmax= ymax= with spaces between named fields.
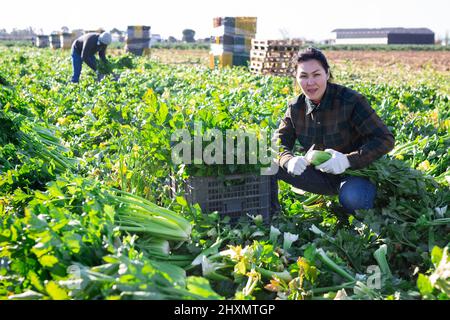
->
xmin=0 ymin=46 xmax=448 ymax=300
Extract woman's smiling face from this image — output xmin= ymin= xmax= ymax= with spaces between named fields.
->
xmin=296 ymin=59 xmax=329 ymax=103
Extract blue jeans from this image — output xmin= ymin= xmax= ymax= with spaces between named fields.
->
xmin=71 ymin=51 xmax=96 ymax=83
xmin=71 ymin=51 xmax=82 ymax=83
xmin=338 ymin=176 xmax=376 ymax=213
xmin=271 ymin=166 xmax=376 ymax=214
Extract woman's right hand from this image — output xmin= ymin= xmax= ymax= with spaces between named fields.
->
xmin=286 ymin=156 xmax=308 ymax=176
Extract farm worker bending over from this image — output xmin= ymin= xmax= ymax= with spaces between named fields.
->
xmin=272 ymin=47 xmax=395 ymax=214
xmin=70 ymin=32 xmax=111 ymax=83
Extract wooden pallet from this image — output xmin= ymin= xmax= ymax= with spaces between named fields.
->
xmin=251 ymin=39 xmax=303 ymax=51
xmin=249 ymin=39 xmax=302 ymax=77
xmin=251 ymin=56 xmax=294 ymax=64
xmin=250 ymin=49 xmax=296 ymax=58
xmin=250 ymin=60 xmax=292 ymax=68
xmin=252 ymin=44 xmax=300 ymax=52
xmin=252 ymin=39 xmax=303 ymax=46
xmin=250 ymin=52 xmax=296 ymax=65
xmin=249 ymin=63 xmax=296 ymax=77
xmin=249 ymin=67 xmax=295 ymax=77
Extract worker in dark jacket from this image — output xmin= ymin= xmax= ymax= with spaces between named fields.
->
xmin=70 ymin=32 xmax=111 ymax=83
xmin=271 ymin=47 xmax=395 ymax=215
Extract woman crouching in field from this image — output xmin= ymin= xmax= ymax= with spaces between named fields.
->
xmin=271 ymin=47 xmax=395 ymax=214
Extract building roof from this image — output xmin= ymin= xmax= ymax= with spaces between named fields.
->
xmin=331 ymin=28 xmax=434 ymax=35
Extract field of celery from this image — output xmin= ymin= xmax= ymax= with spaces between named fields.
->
xmin=0 ymin=46 xmax=449 ymax=300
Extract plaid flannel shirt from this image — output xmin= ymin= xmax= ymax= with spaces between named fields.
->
xmin=275 ymin=82 xmax=395 ymax=170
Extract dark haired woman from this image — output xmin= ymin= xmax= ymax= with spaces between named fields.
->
xmin=272 ymin=47 xmax=395 ymax=214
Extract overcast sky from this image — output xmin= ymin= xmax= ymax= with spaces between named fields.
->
xmin=2 ymin=0 xmax=449 ymax=40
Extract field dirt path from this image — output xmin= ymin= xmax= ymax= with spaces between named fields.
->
xmin=326 ymin=50 xmax=450 ymax=72
xmin=146 ymin=49 xmax=450 ymax=72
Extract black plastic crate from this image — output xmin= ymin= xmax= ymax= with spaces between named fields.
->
xmin=179 ymin=173 xmax=271 ymax=222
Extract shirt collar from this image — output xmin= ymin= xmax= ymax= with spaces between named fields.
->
xmin=305 ymin=83 xmax=334 ymax=115
xmin=305 ymin=98 xmax=318 ymax=115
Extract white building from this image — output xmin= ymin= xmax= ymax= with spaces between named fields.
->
xmin=331 ymin=28 xmax=435 ymax=45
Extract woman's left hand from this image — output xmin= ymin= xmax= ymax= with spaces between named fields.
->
xmin=315 ymin=149 xmax=350 ymax=175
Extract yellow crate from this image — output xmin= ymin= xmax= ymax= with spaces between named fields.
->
xmin=222 ymin=52 xmax=233 ymax=67
xmin=134 ymin=26 xmax=143 ymax=38
xmin=143 ymin=48 xmax=151 ymax=56
xmin=209 ymin=52 xmax=233 ymax=69
xmin=245 ymin=37 xmax=253 ymax=50
xmin=235 ymin=17 xmax=257 ymax=35
xmin=209 ymin=54 xmax=214 ymax=69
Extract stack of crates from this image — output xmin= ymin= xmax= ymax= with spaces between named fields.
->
xmin=126 ymin=26 xmax=151 ymax=56
xmin=49 ymin=34 xmax=61 ymax=49
xmin=84 ymin=29 xmax=104 ymax=34
xmin=209 ymin=17 xmax=257 ymax=69
xmin=175 ymin=173 xmax=271 ymax=223
xmin=60 ymin=32 xmax=73 ymax=50
xmin=249 ymin=39 xmax=303 ymax=76
xmin=36 ymin=35 xmax=49 ymax=48
xmin=71 ymin=30 xmax=84 ymax=42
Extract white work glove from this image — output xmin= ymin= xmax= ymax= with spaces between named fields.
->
xmin=286 ymin=156 xmax=308 ymax=176
xmin=315 ymin=149 xmax=350 ymax=175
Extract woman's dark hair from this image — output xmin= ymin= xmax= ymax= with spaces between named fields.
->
xmin=294 ymin=46 xmax=333 ymax=79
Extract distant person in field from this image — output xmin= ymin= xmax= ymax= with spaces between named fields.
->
xmin=272 ymin=47 xmax=395 ymax=215
xmin=70 ymin=32 xmax=111 ymax=83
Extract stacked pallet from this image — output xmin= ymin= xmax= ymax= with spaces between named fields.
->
xmin=49 ymin=34 xmax=61 ymax=49
xmin=36 ymin=35 xmax=49 ymax=48
xmin=125 ymin=26 xmax=151 ymax=56
xmin=209 ymin=17 xmax=257 ymax=69
xmin=84 ymin=29 xmax=104 ymax=34
xmin=60 ymin=32 xmax=73 ymax=50
xmin=249 ymin=39 xmax=303 ymax=76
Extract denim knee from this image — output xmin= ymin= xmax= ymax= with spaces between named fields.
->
xmin=338 ymin=177 xmax=376 ymax=213
xmin=71 ymin=51 xmax=82 ymax=83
